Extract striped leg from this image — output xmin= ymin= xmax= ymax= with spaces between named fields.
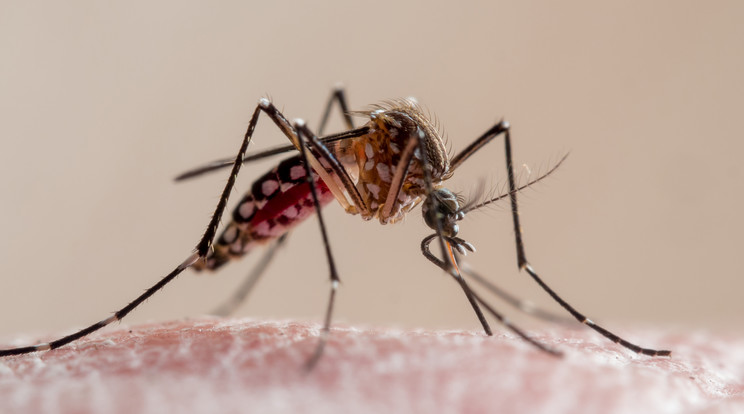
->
xmin=460 ymin=261 xmax=574 ymax=324
xmin=494 ymin=123 xmax=670 ymax=356
xmin=421 ymin=235 xmax=562 ymax=356
xmin=0 ymin=98 xmax=359 ymax=357
xmin=455 ymin=155 xmax=574 ymax=324
xmin=209 ymin=88 xmax=357 ymax=317
xmin=414 ymin=127 xmax=494 ymax=337
xmin=0 ymin=253 xmax=201 ymax=357
xmin=292 ymin=121 xmax=342 ymax=369
xmin=0 ymin=101 xmax=278 ymax=357
xmin=173 ymin=85 xmax=359 ymax=182
xmin=450 ymin=121 xmax=671 ymax=356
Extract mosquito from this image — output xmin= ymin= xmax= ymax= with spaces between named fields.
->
xmin=0 ymin=87 xmax=671 ymax=366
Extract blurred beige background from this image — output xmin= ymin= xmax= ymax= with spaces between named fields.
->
xmin=0 ymin=1 xmax=742 ymax=339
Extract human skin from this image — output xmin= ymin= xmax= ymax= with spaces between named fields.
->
xmin=0 ymin=318 xmax=742 ymax=414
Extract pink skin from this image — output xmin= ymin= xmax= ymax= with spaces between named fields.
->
xmin=1 ymin=318 xmax=742 ymax=414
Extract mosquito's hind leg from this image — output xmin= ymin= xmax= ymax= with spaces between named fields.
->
xmin=0 ymin=101 xmax=279 ymax=357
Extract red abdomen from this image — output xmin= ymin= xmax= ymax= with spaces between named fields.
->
xmin=194 ymin=155 xmax=336 ymax=271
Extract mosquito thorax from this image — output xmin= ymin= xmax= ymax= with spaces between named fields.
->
xmin=422 ymin=187 xmax=462 ymax=237
xmin=335 ymin=99 xmax=452 ymax=224
xmin=366 ymin=100 xmax=449 ymax=179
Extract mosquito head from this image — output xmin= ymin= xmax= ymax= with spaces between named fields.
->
xmin=422 ymin=187 xmax=464 ymax=237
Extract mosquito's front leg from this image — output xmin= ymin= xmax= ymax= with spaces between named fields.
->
xmin=413 ymin=126 xmax=493 ymax=336
xmin=420 ymin=235 xmax=561 ymax=356
xmin=453 ymin=120 xmax=671 ymax=357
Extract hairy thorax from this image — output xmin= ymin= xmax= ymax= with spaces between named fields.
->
xmin=337 ymin=99 xmax=449 ymax=224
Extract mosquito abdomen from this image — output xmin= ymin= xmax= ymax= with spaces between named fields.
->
xmin=193 ymin=155 xmax=336 ymax=271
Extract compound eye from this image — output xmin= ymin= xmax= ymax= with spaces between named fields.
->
xmin=422 ymin=188 xmax=461 ymax=236
xmin=435 ymin=188 xmax=459 ymax=211
xmin=449 ymin=223 xmax=459 ymax=236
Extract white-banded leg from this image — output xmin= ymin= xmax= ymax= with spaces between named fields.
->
xmin=293 ymin=120 xmax=342 ymax=370
xmin=453 ymin=153 xmax=573 ymax=324
xmin=459 ymin=260 xmax=575 ymax=324
xmin=421 ymin=235 xmax=562 ymax=356
xmin=0 ymin=101 xmax=276 ymax=357
xmin=174 ymin=86 xmax=361 ymax=183
xmin=254 ymin=99 xmax=372 ymax=220
xmin=0 ymin=253 xmax=202 ymax=357
xmin=452 ymin=121 xmax=671 ymax=356
xmin=209 ymin=89 xmax=357 ymax=317
xmin=413 ymin=129 xmax=494 ymax=336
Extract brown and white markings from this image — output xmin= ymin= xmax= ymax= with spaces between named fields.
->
xmin=0 ymin=88 xmax=671 ymax=365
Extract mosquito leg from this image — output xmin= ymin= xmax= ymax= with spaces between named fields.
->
xmin=176 ymin=86 xmax=356 ymax=182
xmin=0 ymin=102 xmax=280 ymax=357
xmin=203 ymin=97 xmax=363 ymax=319
xmin=494 ymin=123 xmax=672 ymax=357
xmin=415 ymin=129 xmax=492 ymax=336
xmin=448 ymin=120 xmax=670 ymax=355
xmin=174 ymin=128 xmax=371 ymax=182
xmin=380 ymin=137 xmax=418 ymax=221
xmin=454 ymin=154 xmax=574 ymax=324
xmin=315 ymin=116 xmax=382 ymax=220
xmin=293 ymin=120 xmax=341 ymax=370
xmin=468 ymin=288 xmax=562 ymax=356
xmin=250 ymin=99 xmax=371 ymax=217
xmin=210 ymin=234 xmax=289 ymax=317
xmin=445 ymin=243 xmax=493 ymax=336
xmin=209 ymin=88 xmax=358 ymax=318
xmin=421 ymin=235 xmax=560 ymax=356
xmin=318 ymin=85 xmax=354 ymax=135
xmin=0 ymin=254 xmax=192 ymax=357
xmin=457 ymin=260 xmax=575 ymax=324
xmin=448 ymin=120 xmax=510 ymax=174
xmin=197 ymin=90 xmax=361 ymax=316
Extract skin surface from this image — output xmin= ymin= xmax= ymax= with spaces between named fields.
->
xmin=1 ymin=318 xmax=742 ymax=414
